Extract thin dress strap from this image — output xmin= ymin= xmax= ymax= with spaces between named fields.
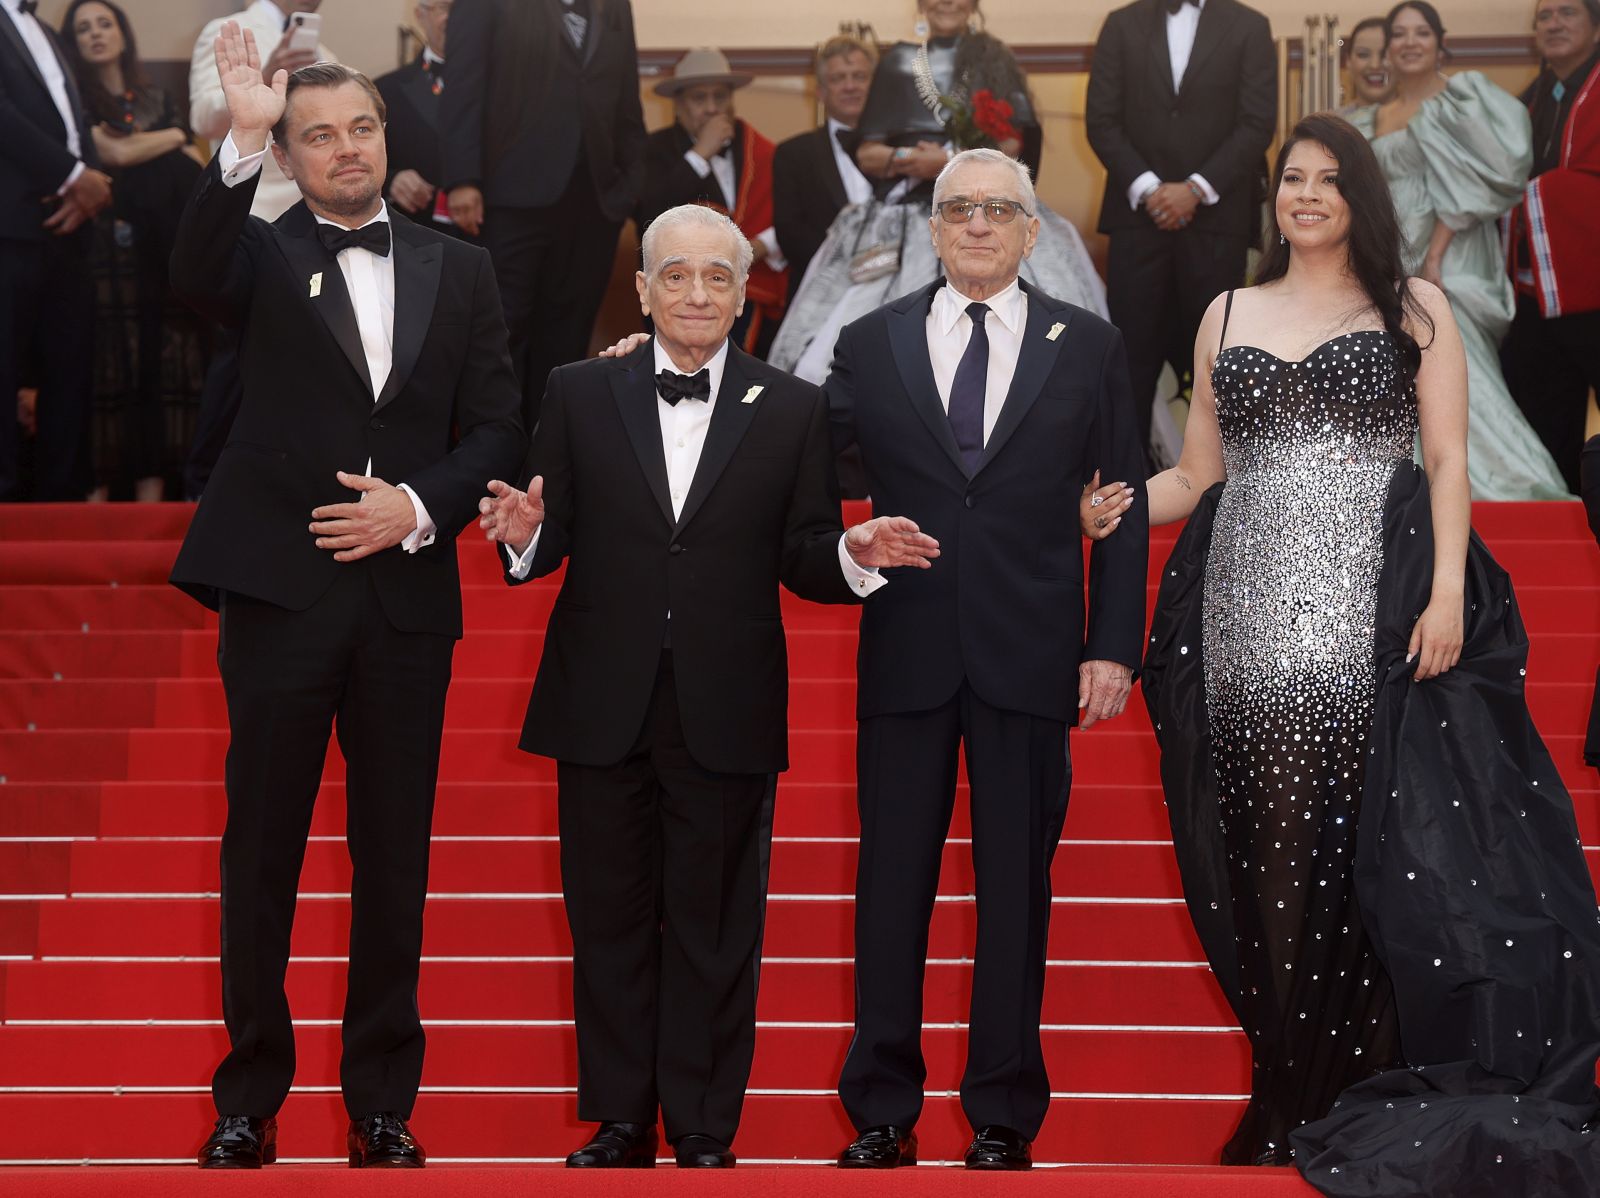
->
xmin=1219 ymin=289 xmax=1235 ymax=354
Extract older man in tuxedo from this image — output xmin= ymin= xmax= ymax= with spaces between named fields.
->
xmin=827 ymin=148 xmax=1150 ymax=1171
xmin=478 ymin=203 xmax=937 ymax=1169
xmin=170 ymin=25 xmax=522 ymax=1168
xmin=1086 ymin=0 xmax=1275 ymax=470
xmin=1 ymin=0 xmax=112 ymax=500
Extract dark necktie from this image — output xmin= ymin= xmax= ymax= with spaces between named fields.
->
xmin=656 ymin=369 xmax=711 ymax=406
xmin=19 ymin=0 xmax=39 ymax=15
xmin=946 ymin=302 xmax=989 ymax=473
xmin=317 ymin=221 xmax=392 ymax=258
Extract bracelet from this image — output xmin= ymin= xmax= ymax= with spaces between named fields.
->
xmin=1186 ymin=180 xmax=1205 ymax=202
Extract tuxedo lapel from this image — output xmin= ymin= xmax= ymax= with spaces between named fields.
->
xmin=674 ymin=347 xmax=763 ymax=533
xmin=400 ymin=59 xmax=439 ymax=131
xmin=1179 ymin=0 xmax=1230 ymax=93
xmin=610 ymin=345 xmax=675 ymax=528
xmin=1143 ymin=0 xmax=1177 ymax=99
xmin=581 ymin=0 xmax=603 ymax=67
xmin=888 ymin=285 xmax=968 ymax=479
xmin=817 ymin=128 xmax=849 ymax=210
xmin=0 ymin=14 xmax=51 ymax=101
xmin=974 ymin=285 xmax=1071 ymax=477
xmin=374 ymin=219 xmax=442 ymax=412
xmin=273 ymin=209 xmax=374 ymax=399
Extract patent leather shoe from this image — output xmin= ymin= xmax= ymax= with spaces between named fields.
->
xmin=197 ymin=1115 xmax=277 ymax=1168
xmin=673 ymin=1133 xmax=735 ymax=1167
xmin=348 ymin=1112 xmax=425 ymax=1167
xmin=566 ymin=1122 xmax=658 ymax=1167
xmin=838 ymin=1124 xmax=917 ymax=1168
xmin=964 ymin=1125 xmax=1031 ymax=1170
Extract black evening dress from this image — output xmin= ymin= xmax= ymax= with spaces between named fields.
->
xmin=1143 ymin=302 xmax=1600 ymax=1196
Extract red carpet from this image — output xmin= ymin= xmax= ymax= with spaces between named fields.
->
xmin=1 ymin=500 xmax=1595 ymax=1195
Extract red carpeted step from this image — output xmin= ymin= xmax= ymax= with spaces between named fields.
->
xmin=0 ymin=503 xmax=197 ymax=541
xmin=28 ymin=897 xmax=1207 ymax=963
xmin=0 ymin=784 xmax=101 ymax=837
xmin=0 ymin=1024 xmax=1251 ymax=1094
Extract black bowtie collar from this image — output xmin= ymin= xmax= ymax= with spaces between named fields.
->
xmin=317 ymin=220 xmax=391 ymax=257
xmin=1166 ymin=0 xmax=1197 ymax=12
xmin=655 ymin=368 xmax=711 ymax=405
xmin=19 ymin=0 xmax=40 ymax=15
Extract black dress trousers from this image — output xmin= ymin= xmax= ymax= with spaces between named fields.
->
xmin=839 ymin=682 xmax=1071 ymax=1141
xmin=211 ymin=564 xmax=454 ymax=1119
xmin=1500 ymin=294 xmax=1600 ymax=496
xmin=557 ymin=650 xmax=776 ymax=1146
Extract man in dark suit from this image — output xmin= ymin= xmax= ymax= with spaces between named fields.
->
xmin=477 ymin=203 xmax=936 ymax=1169
xmin=375 ymin=0 xmax=469 ymax=240
xmin=773 ymin=33 xmax=876 ymax=305
xmin=1086 ymin=0 xmax=1275 ymax=470
xmin=1 ymin=0 xmax=111 ymax=500
xmin=169 ymin=26 xmax=523 ymax=1169
xmin=441 ymin=0 xmax=645 ymax=428
xmin=826 ymin=149 xmax=1150 ymax=1171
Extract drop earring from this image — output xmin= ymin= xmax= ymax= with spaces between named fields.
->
xmin=1279 ymin=231 xmax=1287 ymax=245
xmin=914 ymin=16 xmax=929 ymax=39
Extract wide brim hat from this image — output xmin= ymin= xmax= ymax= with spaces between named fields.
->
xmin=653 ymin=47 xmax=753 ymax=96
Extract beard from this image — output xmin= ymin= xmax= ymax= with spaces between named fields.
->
xmin=311 ymin=171 xmax=382 ymax=219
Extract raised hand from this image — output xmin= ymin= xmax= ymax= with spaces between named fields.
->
xmin=478 ymin=477 xmax=545 ymax=552
xmin=214 ymin=20 xmax=287 ymax=152
xmin=843 ymin=516 xmax=940 ymax=570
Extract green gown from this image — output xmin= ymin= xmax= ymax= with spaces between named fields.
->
xmin=1352 ymin=72 xmax=1572 ymax=500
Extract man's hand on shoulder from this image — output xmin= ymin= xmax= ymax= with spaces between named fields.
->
xmin=1078 ymin=659 xmax=1133 ymax=730
xmin=844 ymin=516 xmax=940 ymax=570
xmin=309 ymin=472 xmax=418 ymax=562
xmin=478 ymin=477 xmax=545 ymax=554
xmin=598 ymin=332 xmax=651 ymax=359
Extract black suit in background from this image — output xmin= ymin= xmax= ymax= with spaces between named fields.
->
xmin=168 ymin=157 xmax=523 ymax=1119
xmin=513 ymin=342 xmax=861 ymax=1144
xmin=440 ymin=0 xmax=645 ymax=430
xmin=1086 ymin=0 xmax=1276 ymax=467
xmin=1584 ymin=435 xmax=1600 ymax=773
xmin=375 ymin=53 xmax=471 ymax=242
xmin=826 ymin=280 xmax=1149 ymax=1140
xmin=773 ymin=125 xmax=850 ymax=305
xmin=0 ymin=11 xmax=97 ymax=499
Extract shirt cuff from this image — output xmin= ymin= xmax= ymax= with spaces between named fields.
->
xmin=1188 ymin=174 xmax=1219 ymax=205
xmin=504 ymin=526 xmax=542 ymax=579
xmin=396 ymin=484 xmax=435 ymax=553
xmin=838 ymin=532 xmax=886 ymax=597
xmin=755 ymin=227 xmax=786 ymax=272
xmin=57 ymin=160 xmax=86 ymax=196
xmin=683 ymin=149 xmax=713 ymax=178
xmin=1127 ymin=171 xmax=1161 ymax=210
xmin=219 ymin=131 xmax=267 ymax=187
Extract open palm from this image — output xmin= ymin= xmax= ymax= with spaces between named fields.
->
xmin=214 ymin=20 xmax=286 ymax=136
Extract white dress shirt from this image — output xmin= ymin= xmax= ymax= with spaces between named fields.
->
xmin=507 ymin=339 xmax=880 ymax=595
xmin=3 ymin=0 xmax=85 ymax=192
xmin=1125 ymin=0 xmax=1220 ymax=211
xmin=683 ymin=140 xmax=785 ymax=268
xmin=927 ymin=277 xmax=1026 ymax=448
xmin=218 ymin=133 xmax=435 ymax=553
xmin=827 ymin=118 xmax=874 ymax=207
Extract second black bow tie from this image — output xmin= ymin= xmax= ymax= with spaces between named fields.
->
xmin=317 ymin=221 xmax=391 ymax=258
xmin=1166 ymin=0 xmax=1197 ymax=12
xmin=656 ymin=369 xmax=711 ymax=405
xmin=19 ymin=0 xmax=39 ymax=15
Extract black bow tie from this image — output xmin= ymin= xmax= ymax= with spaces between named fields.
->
xmin=656 ymin=369 xmax=711 ymax=405
xmin=317 ymin=220 xmax=391 ymax=257
xmin=1166 ymin=0 xmax=1197 ymax=12
xmin=19 ymin=0 xmax=39 ymax=15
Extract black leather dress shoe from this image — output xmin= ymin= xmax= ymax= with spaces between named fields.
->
xmin=673 ymin=1134 xmax=735 ymax=1167
xmin=566 ymin=1122 xmax=658 ymax=1168
xmin=197 ymin=1115 xmax=277 ymax=1168
xmin=838 ymin=1124 xmax=917 ymax=1168
xmin=965 ymin=1125 xmax=1032 ymax=1170
xmin=348 ymin=1112 xmax=425 ymax=1167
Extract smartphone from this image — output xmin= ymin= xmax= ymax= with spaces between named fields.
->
xmin=285 ymin=11 xmax=321 ymax=55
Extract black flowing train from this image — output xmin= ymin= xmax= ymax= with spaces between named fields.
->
xmin=1143 ymin=335 xmax=1600 ymax=1195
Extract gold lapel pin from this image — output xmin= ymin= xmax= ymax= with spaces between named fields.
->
xmin=742 ymin=385 xmax=764 ymax=404
xmin=1046 ymin=321 xmax=1065 ymax=342
xmin=309 ymin=272 xmax=323 ymax=298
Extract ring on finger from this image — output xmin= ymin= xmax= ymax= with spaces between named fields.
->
xmin=1090 ymin=494 xmax=1105 ymax=507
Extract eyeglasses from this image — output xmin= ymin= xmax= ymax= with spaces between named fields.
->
xmin=935 ymin=198 xmax=1032 ymax=224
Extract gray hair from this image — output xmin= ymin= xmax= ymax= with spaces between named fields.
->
xmin=640 ymin=204 xmax=753 ymax=281
xmin=931 ymin=147 xmax=1037 ymax=215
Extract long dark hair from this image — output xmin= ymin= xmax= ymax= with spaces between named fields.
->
xmin=60 ymin=0 xmax=146 ymax=127
xmin=1254 ymin=112 xmax=1433 ymax=380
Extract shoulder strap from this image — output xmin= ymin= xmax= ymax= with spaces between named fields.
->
xmin=1219 ymin=290 xmax=1235 ymax=353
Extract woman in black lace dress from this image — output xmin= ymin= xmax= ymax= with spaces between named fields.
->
xmin=62 ymin=0 xmax=207 ymax=501
xmin=1087 ymin=112 xmax=1600 ymax=1196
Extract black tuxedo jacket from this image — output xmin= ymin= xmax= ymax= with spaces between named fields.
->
xmin=440 ymin=0 xmax=645 ymax=221
xmin=826 ymin=279 xmax=1149 ymax=722
xmin=374 ymin=54 xmax=464 ymax=237
xmin=1085 ymin=0 xmax=1276 ymax=238
xmin=167 ymin=157 xmax=524 ymax=637
xmin=635 ymin=122 xmax=747 ymax=236
xmin=0 ymin=13 xmax=96 ymax=241
xmin=774 ymin=125 xmax=850 ymax=303
xmin=515 ymin=343 xmax=859 ymax=774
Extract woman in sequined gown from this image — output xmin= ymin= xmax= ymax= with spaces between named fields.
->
xmin=1088 ymin=112 xmax=1600 ymax=1197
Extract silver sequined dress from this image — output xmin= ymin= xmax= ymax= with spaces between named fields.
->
xmin=1202 ymin=328 xmax=1417 ymax=1163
